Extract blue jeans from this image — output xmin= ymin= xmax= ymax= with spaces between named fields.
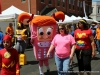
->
xmin=55 ymin=55 xmax=70 ymax=75
xmin=96 ymin=39 xmax=100 ymax=53
xmin=15 ymin=40 xmax=26 ymax=54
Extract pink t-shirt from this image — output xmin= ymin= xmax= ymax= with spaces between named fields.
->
xmin=51 ymin=34 xmax=75 ymax=58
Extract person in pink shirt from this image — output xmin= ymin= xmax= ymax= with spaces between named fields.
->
xmin=47 ymin=24 xmax=76 ymax=75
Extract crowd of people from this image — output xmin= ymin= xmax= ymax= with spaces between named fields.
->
xmin=0 ymin=11 xmax=100 ymax=75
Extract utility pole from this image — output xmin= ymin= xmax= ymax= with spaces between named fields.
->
xmin=28 ymin=0 xmax=31 ymax=13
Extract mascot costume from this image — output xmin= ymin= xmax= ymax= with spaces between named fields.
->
xmin=0 ymin=35 xmax=20 ymax=75
xmin=15 ymin=22 xmax=27 ymax=66
xmin=18 ymin=11 xmax=65 ymax=75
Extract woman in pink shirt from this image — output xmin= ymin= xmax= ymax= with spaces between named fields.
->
xmin=47 ymin=25 xmax=76 ymax=75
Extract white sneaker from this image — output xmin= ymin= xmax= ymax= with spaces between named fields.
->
xmin=96 ymin=52 xmax=100 ymax=54
xmin=40 ymin=74 xmax=44 ymax=75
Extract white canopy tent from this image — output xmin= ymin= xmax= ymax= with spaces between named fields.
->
xmin=92 ymin=20 xmax=99 ymax=23
xmin=77 ymin=16 xmax=82 ymax=19
xmin=0 ymin=5 xmax=28 ymax=21
xmin=57 ymin=15 xmax=73 ymax=24
xmin=71 ymin=15 xmax=77 ymax=20
xmin=0 ymin=5 xmax=32 ymax=35
xmin=57 ymin=14 xmax=100 ymax=25
xmin=72 ymin=16 xmax=83 ymax=23
xmin=0 ymin=5 xmax=29 ymax=44
xmin=82 ymin=17 xmax=93 ymax=23
xmin=64 ymin=15 xmax=73 ymax=23
xmin=1 ymin=6 xmax=25 ymax=15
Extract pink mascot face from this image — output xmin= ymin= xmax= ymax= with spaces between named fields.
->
xmin=37 ymin=26 xmax=54 ymax=41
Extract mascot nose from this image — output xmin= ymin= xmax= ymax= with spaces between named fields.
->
xmin=44 ymin=35 xmax=49 ymax=39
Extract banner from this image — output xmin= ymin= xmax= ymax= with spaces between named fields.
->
xmin=83 ymin=1 xmax=88 ymax=18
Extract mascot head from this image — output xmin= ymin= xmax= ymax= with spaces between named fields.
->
xmin=18 ymin=11 xmax=65 ymax=41
xmin=18 ymin=11 xmax=65 ymax=25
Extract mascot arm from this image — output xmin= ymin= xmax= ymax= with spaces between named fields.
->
xmin=30 ymin=37 xmax=34 ymax=45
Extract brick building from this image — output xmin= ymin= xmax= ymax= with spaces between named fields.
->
xmin=2 ymin=0 xmax=92 ymax=17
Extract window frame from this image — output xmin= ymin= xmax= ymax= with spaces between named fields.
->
xmin=72 ymin=0 xmax=75 ymax=5
xmin=72 ymin=0 xmax=75 ymax=10
xmin=21 ymin=0 xmax=26 ymax=2
xmin=69 ymin=0 xmax=71 ymax=4
xmin=62 ymin=0 xmax=65 ymax=7
xmin=48 ymin=0 xmax=52 ymax=4
xmin=68 ymin=0 xmax=71 ymax=9
xmin=57 ymin=0 xmax=60 ymax=6
xmin=41 ymin=0 xmax=44 ymax=3
xmin=98 ymin=7 xmax=100 ymax=14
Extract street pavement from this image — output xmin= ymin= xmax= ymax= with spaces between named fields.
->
xmin=20 ymin=48 xmax=100 ymax=75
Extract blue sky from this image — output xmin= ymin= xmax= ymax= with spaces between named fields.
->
xmin=92 ymin=0 xmax=100 ymax=2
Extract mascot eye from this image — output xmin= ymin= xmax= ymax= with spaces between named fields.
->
xmin=38 ymin=28 xmax=44 ymax=35
xmin=46 ymin=27 xmax=52 ymax=35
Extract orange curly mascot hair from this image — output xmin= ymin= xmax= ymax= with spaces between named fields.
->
xmin=18 ymin=11 xmax=65 ymax=26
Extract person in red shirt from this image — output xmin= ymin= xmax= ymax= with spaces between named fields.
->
xmin=74 ymin=19 xmax=95 ymax=75
xmin=0 ymin=35 xmax=20 ymax=75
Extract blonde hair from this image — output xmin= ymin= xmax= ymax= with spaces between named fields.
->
xmin=79 ymin=19 xmax=86 ymax=23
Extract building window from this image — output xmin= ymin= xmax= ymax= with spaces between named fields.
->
xmin=63 ymin=0 xmax=65 ymax=7
xmin=80 ymin=1 xmax=82 ymax=11
xmin=79 ymin=1 xmax=81 ymax=10
xmin=69 ymin=0 xmax=71 ymax=4
xmin=48 ymin=0 xmax=52 ymax=4
xmin=41 ymin=0 xmax=44 ymax=3
xmin=77 ymin=0 xmax=80 ymax=11
xmin=77 ymin=0 xmax=79 ymax=7
xmin=98 ymin=7 xmax=100 ymax=14
xmin=22 ymin=0 xmax=26 ymax=2
xmin=57 ymin=0 xmax=60 ymax=6
xmin=80 ymin=1 xmax=82 ymax=8
xmin=69 ymin=0 xmax=71 ymax=9
xmin=72 ymin=0 xmax=74 ymax=5
xmin=89 ymin=6 xmax=92 ymax=14
xmin=91 ymin=7 xmax=94 ymax=13
xmin=72 ymin=0 xmax=75 ymax=10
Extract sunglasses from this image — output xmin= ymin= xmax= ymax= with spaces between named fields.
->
xmin=78 ymin=22 xmax=82 ymax=24
xmin=59 ymin=28 xmax=64 ymax=30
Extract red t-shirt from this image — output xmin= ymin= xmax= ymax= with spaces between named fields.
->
xmin=74 ymin=29 xmax=92 ymax=50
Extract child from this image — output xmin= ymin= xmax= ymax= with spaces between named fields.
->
xmin=0 ymin=35 xmax=20 ymax=75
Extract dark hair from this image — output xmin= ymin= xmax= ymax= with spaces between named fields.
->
xmin=67 ymin=25 xmax=71 ymax=29
xmin=78 ymin=19 xmax=89 ymax=29
xmin=74 ymin=23 xmax=79 ymax=30
xmin=9 ymin=23 xmax=12 ymax=25
xmin=57 ymin=24 xmax=68 ymax=34
xmin=67 ymin=25 xmax=73 ymax=32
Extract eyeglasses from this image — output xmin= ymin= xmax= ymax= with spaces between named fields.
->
xmin=78 ymin=22 xmax=82 ymax=24
xmin=59 ymin=28 xmax=64 ymax=30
